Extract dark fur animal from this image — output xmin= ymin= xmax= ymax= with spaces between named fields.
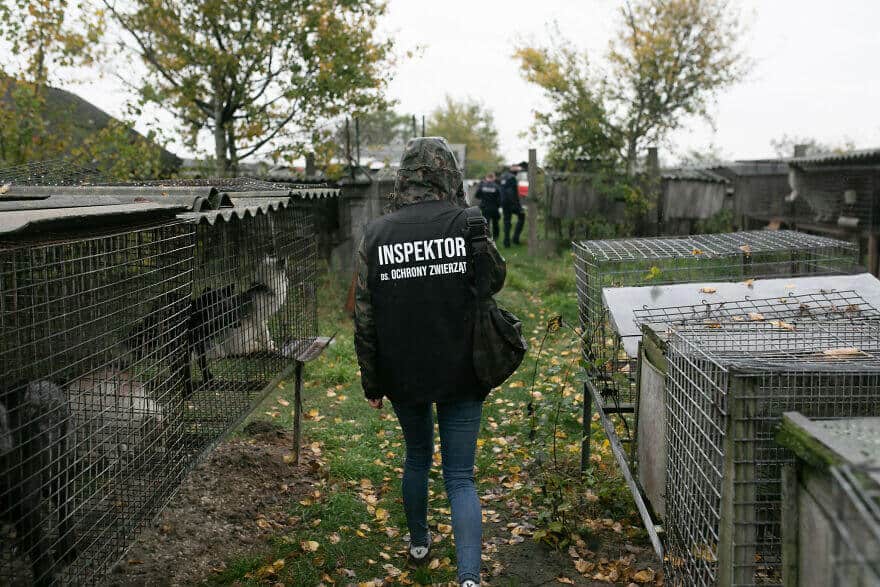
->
xmin=1 ymin=381 xmax=76 ymax=586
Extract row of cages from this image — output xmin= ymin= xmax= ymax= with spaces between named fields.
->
xmin=0 ymin=177 xmax=330 ymax=584
xmin=572 ymin=230 xmax=880 ymax=585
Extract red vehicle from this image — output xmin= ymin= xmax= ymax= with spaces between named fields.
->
xmin=516 ymin=170 xmax=529 ymax=198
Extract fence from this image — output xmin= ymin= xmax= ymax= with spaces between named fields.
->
xmin=0 ymin=173 xmax=334 ymax=584
xmin=664 ymin=321 xmax=880 ymax=585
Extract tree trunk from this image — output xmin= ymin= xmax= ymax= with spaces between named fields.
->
xmin=226 ymin=126 xmax=238 ymax=178
xmin=213 ymin=97 xmax=227 ymax=177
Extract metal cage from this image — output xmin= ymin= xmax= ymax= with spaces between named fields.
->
xmin=663 ymin=321 xmax=880 ymax=586
xmin=0 ymin=171 xmax=333 ymax=584
xmin=574 ymin=230 xmax=858 ymax=408
xmin=1 ymin=214 xmax=195 ymax=585
xmin=179 ymin=192 xmax=319 ymax=459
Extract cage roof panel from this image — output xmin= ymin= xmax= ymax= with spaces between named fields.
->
xmin=790 ymin=147 xmax=880 ymax=167
xmin=574 ymin=230 xmax=855 ymax=262
xmin=605 ymin=273 xmax=880 ymax=356
xmin=669 ymin=320 xmax=880 ymax=373
xmin=0 ymin=203 xmax=188 ymax=236
xmin=180 ymin=195 xmax=292 ymax=225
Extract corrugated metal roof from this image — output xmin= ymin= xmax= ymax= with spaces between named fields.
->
xmin=288 ymin=186 xmax=340 ymax=199
xmin=0 ymin=185 xmax=231 ymax=211
xmin=180 ymin=196 xmax=292 ymax=225
xmin=790 ymin=147 xmax=880 ymax=167
xmin=710 ymin=160 xmax=789 ymax=176
xmin=660 ymin=167 xmax=730 ymax=183
xmin=0 ymin=203 xmax=187 ymax=236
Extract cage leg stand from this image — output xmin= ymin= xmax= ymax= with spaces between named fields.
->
xmin=292 ymin=360 xmax=304 ymax=463
xmin=581 ymin=381 xmax=592 ymax=472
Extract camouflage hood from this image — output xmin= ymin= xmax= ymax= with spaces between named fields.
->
xmin=389 ymin=137 xmax=466 ymax=210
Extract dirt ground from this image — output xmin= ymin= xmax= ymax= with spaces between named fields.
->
xmin=107 ymin=422 xmax=317 ymax=586
xmin=104 ymin=421 xmax=661 ymax=586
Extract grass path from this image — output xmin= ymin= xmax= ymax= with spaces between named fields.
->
xmin=218 ymin=246 xmax=661 ymax=586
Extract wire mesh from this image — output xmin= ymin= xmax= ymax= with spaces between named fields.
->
xmin=1 ymin=220 xmax=195 ymax=585
xmin=179 ymin=200 xmax=317 ymax=459
xmin=0 ymin=159 xmax=105 ymax=187
xmin=572 ymin=230 xmax=859 ymax=442
xmin=633 ymin=290 xmax=880 ymax=328
xmin=0 ymin=170 xmax=323 ymax=584
xmin=829 ymin=465 xmax=880 ymax=585
xmin=664 ymin=321 xmax=880 ymax=586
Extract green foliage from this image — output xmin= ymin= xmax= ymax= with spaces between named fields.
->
xmin=103 ymin=0 xmax=395 ymax=176
xmin=694 ymin=208 xmax=735 ymax=234
xmin=426 ymin=95 xmax=502 ymax=178
xmin=515 ymin=0 xmax=748 ymax=172
xmin=70 ymin=119 xmax=167 ymax=181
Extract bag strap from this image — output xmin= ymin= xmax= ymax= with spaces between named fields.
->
xmin=464 ymin=206 xmax=491 ymax=298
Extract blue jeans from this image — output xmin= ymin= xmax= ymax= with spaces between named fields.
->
xmin=392 ymin=400 xmax=483 ymax=583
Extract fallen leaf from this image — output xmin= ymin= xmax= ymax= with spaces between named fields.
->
xmin=277 ymin=398 xmax=290 ymax=407
xmin=556 ymin=577 xmax=575 ymax=584
xmin=744 ymin=278 xmax=754 ymax=288
xmin=739 ymin=244 xmax=751 ymax=255
xmin=632 ymin=568 xmax=656 ymax=582
xmin=748 ymin=312 xmax=765 ymax=321
xmin=700 ymin=287 xmax=716 ymax=294
xmin=692 ymin=248 xmax=703 ymax=256
xmin=0 ymin=184 xmax=9 ymax=195
xmin=823 ymin=347 xmax=867 ymax=357
xmin=329 ymin=532 xmax=341 ymax=544
xmin=301 ymin=540 xmax=320 ymax=552
xmin=770 ymin=319 xmax=795 ymax=331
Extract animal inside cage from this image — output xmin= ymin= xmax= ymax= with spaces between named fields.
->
xmin=778 ymin=413 xmax=880 ymax=587
xmin=176 ymin=190 xmax=320 ymax=458
xmin=629 ymin=287 xmax=880 ymax=522
xmin=0 ymin=203 xmax=195 ymax=585
xmin=0 ymin=172 xmax=335 ymax=584
xmin=663 ymin=321 xmax=880 ymax=586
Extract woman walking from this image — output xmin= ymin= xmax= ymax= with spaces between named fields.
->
xmin=354 ymin=137 xmax=506 ymax=587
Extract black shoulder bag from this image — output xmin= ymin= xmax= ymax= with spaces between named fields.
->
xmin=464 ymin=207 xmax=528 ymax=390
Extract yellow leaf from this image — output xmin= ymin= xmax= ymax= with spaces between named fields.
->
xmin=437 ymin=523 xmax=453 ymax=534
xmin=770 ymin=319 xmax=795 ymax=331
xmin=301 ymin=540 xmax=319 ymax=552
xmin=428 ymin=558 xmax=440 ymax=569
xmin=556 ymin=577 xmax=575 ymax=584
xmin=744 ymin=278 xmax=754 ymax=288
xmin=632 ymin=568 xmax=656 ymax=583
xmin=739 ymin=244 xmax=751 ymax=255
xmin=277 ymin=397 xmax=290 ymax=407
xmin=374 ymin=508 xmax=389 ymax=521
xmin=508 ymin=381 xmax=524 ymax=388
xmin=748 ymin=312 xmax=765 ymax=321
xmin=823 ymin=347 xmax=867 ymax=357
xmin=329 ymin=532 xmax=341 ymax=544
xmin=692 ymin=248 xmax=703 ymax=256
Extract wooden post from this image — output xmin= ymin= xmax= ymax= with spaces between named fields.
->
xmin=292 ymin=361 xmax=304 ymax=462
xmin=527 ymin=148 xmax=538 ymax=256
xmin=647 ymin=147 xmax=661 ymax=236
xmin=868 ymin=233 xmax=879 ymax=276
xmin=718 ymin=377 xmax=757 ymax=587
xmin=781 ymin=464 xmax=799 ymax=587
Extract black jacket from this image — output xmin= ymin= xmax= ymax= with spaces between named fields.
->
xmin=500 ymin=172 xmax=521 ymax=212
xmin=474 ymin=180 xmax=501 ymax=211
xmin=354 ymin=200 xmax=506 ymax=405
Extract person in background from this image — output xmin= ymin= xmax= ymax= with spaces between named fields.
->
xmin=354 ymin=137 xmax=506 ymax=587
xmin=473 ymin=172 xmax=501 ymax=240
xmin=500 ymin=165 xmax=524 ymax=247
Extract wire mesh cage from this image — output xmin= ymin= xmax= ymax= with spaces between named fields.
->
xmin=630 ymin=289 xmax=880 ymax=524
xmin=663 ymin=321 xmax=880 ymax=586
xmin=0 ymin=165 xmax=332 ymax=584
xmin=573 ymin=231 xmax=858 ymax=448
xmin=0 ymin=214 xmax=195 ymax=585
xmin=178 ymin=193 xmax=319 ymax=458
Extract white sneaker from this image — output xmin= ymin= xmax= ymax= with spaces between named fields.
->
xmin=460 ymin=581 xmax=479 ymax=587
xmin=407 ymin=531 xmax=431 ymax=566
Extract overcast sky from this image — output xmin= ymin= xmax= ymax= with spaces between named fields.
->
xmin=76 ymin=0 xmax=880 ymax=165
